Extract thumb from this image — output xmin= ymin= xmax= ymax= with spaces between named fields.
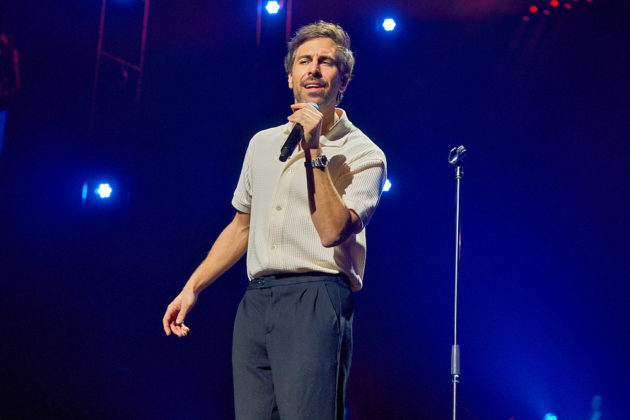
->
xmin=175 ymin=304 xmax=188 ymax=325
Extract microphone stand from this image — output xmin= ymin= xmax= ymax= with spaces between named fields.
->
xmin=448 ymin=145 xmax=466 ymax=420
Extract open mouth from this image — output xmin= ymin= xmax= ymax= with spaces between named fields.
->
xmin=304 ymin=82 xmax=325 ymax=90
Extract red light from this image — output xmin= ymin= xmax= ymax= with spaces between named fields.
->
xmin=529 ymin=5 xmax=539 ymax=13
xmin=523 ymin=15 xmax=531 ymax=21
xmin=543 ymin=9 xmax=551 ymax=15
xmin=564 ymin=2 xmax=572 ymax=9
xmin=550 ymin=0 xmax=559 ymax=7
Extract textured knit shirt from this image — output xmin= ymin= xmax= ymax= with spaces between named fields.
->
xmin=232 ymin=109 xmax=386 ymax=291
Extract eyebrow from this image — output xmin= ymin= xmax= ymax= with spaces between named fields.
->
xmin=296 ymin=54 xmax=336 ymax=62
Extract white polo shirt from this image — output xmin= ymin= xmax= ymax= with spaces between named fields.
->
xmin=232 ymin=109 xmax=386 ymax=291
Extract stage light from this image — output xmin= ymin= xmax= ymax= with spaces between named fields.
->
xmin=529 ymin=5 xmax=539 ymax=13
xmin=265 ymin=1 xmax=280 ymax=14
xmin=96 ymin=183 xmax=113 ymax=199
xmin=382 ymin=18 xmax=396 ymax=32
xmin=550 ymin=0 xmax=559 ymax=7
xmin=543 ymin=9 xmax=551 ymax=15
xmin=543 ymin=414 xmax=557 ymax=420
xmin=80 ymin=179 xmax=127 ymax=209
xmin=564 ymin=3 xmax=573 ymax=9
xmin=383 ymin=179 xmax=391 ymax=192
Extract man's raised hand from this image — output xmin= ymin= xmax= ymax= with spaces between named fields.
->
xmin=288 ymin=103 xmax=323 ymax=150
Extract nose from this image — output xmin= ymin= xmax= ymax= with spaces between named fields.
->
xmin=307 ymin=60 xmax=321 ymax=76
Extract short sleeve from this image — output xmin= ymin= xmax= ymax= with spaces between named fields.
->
xmin=232 ymin=140 xmax=254 ymax=214
xmin=336 ymin=152 xmax=387 ymax=229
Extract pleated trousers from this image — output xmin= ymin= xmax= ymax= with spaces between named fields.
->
xmin=232 ymin=272 xmax=354 ymax=420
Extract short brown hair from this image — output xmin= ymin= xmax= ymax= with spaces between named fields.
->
xmin=284 ymin=21 xmax=355 ymax=104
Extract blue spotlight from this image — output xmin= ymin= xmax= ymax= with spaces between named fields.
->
xmin=82 ymin=182 xmax=89 ymax=200
xmin=81 ymin=182 xmax=89 ymax=207
xmin=543 ymin=414 xmax=557 ymax=420
xmin=265 ymin=1 xmax=280 ymax=14
xmin=382 ymin=18 xmax=396 ymax=32
xmin=95 ymin=183 xmax=113 ymax=199
xmin=382 ymin=179 xmax=392 ymax=192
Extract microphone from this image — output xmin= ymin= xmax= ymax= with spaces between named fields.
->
xmin=448 ymin=145 xmax=467 ymax=165
xmin=279 ymin=102 xmax=319 ymax=162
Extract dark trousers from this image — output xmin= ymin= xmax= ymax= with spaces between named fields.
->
xmin=232 ymin=273 xmax=354 ymax=420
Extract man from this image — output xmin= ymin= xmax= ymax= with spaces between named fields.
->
xmin=163 ymin=21 xmax=386 ymax=420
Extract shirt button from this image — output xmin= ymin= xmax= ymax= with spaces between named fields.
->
xmin=271 ymin=245 xmax=277 ymax=250
xmin=275 ymin=205 xmax=282 ymax=211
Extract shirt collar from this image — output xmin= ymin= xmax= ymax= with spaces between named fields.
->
xmin=320 ymin=108 xmax=352 ymax=147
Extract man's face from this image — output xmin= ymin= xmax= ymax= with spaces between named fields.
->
xmin=288 ymin=37 xmax=347 ymax=109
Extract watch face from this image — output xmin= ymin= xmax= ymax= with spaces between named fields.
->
xmin=305 ymin=154 xmax=328 ymax=168
xmin=314 ymin=155 xmax=328 ymax=167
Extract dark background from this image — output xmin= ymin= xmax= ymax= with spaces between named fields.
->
xmin=1 ymin=1 xmax=629 ymax=418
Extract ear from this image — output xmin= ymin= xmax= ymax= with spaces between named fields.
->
xmin=288 ymin=73 xmax=293 ymax=89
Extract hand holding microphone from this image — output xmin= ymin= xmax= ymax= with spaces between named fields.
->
xmin=279 ymin=102 xmax=321 ymax=162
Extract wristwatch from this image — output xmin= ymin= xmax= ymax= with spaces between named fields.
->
xmin=304 ymin=154 xmax=328 ymax=169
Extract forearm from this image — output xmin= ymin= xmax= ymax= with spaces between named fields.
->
xmin=183 ymin=212 xmax=250 ymax=294
xmin=306 ymin=149 xmax=359 ymax=247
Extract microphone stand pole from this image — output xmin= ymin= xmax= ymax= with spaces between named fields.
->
xmin=448 ymin=145 xmax=467 ymax=420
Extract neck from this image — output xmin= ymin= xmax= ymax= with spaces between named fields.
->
xmin=321 ymin=107 xmax=339 ymax=135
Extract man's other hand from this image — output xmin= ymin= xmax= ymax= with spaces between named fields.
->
xmin=162 ymin=288 xmax=197 ymax=337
